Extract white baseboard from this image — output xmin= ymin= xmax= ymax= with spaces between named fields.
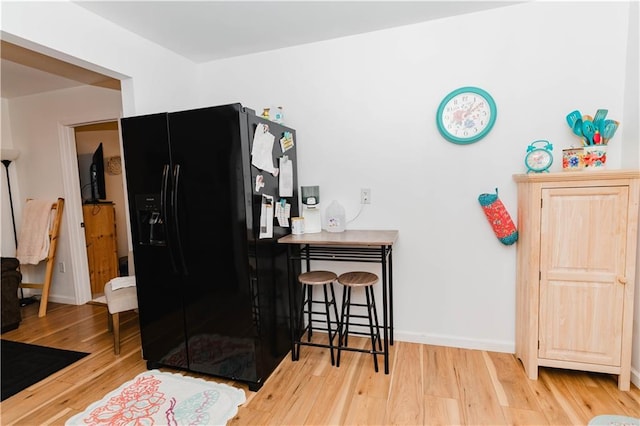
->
xmin=20 ymin=289 xmax=82 ymax=306
xmin=44 ymin=294 xmax=78 ymax=305
xmin=394 ymin=330 xmax=515 ymax=353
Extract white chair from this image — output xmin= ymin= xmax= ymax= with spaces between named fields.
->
xmin=104 ymin=277 xmax=137 ymax=354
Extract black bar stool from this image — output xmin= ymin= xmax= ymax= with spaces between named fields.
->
xmin=337 ymin=271 xmax=382 ymax=371
xmin=294 ymin=270 xmax=340 ymax=365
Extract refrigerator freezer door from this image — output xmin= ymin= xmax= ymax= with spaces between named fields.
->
xmin=121 ymin=112 xmax=188 ymax=368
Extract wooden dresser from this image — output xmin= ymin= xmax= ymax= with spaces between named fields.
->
xmin=83 ymin=202 xmax=119 ymax=296
xmin=513 ymin=170 xmax=639 ymax=390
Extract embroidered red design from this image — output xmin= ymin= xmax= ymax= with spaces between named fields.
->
xmin=83 ymin=375 xmax=166 ymax=425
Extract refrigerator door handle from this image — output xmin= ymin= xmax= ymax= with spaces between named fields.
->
xmin=172 ymin=164 xmax=189 ymax=275
xmin=161 ymin=164 xmax=178 ymax=273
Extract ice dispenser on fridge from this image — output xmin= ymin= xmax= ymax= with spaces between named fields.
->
xmin=135 ymin=194 xmax=166 ymax=245
xmin=301 ymin=185 xmax=321 ymax=233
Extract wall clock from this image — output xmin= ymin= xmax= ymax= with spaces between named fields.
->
xmin=436 ymin=86 xmax=497 ymax=144
xmin=524 ymin=140 xmax=553 ymax=173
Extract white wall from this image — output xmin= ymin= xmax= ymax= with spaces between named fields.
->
xmin=621 ymin=1 xmax=639 ymax=167
xmin=1 ymin=1 xmax=199 ymax=116
xmin=622 ymin=0 xmax=640 ymax=389
xmin=1 ymin=0 xmax=202 ymax=304
xmin=197 ymin=1 xmax=632 ymax=346
xmin=4 ymin=86 xmax=123 ymax=303
xmin=1 ymin=98 xmax=20 ymax=256
xmin=1 ymin=0 xmax=638 ymax=383
xmin=198 ymin=1 xmax=639 ymax=380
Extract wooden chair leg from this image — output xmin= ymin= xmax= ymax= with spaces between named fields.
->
xmin=112 ymin=312 xmax=120 ymax=355
xmin=37 ymin=260 xmax=55 ymax=317
xmin=107 ymin=310 xmax=113 ymax=332
xmin=37 ymin=198 xmax=64 ymax=318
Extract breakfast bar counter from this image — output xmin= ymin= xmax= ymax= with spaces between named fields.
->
xmin=278 ymin=229 xmax=399 ymax=373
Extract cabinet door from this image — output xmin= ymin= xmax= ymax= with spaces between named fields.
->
xmin=538 ymin=186 xmax=628 ymax=366
xmin=83 ymin=204 xmax=119 ymax=295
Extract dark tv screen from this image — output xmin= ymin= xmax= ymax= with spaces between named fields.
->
xmin=90 ymin=143 xmax=106 ymax=202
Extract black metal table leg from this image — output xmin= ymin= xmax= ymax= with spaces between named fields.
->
xmin=389 ymin=246 xmax=394 ymax=345
xmin=286 ymin=244 xmax=297 ymax=361
xmin=380 ymin=245 xmax=389 ymax=374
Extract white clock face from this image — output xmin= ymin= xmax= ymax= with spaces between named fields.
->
xmin=436 ymin=87 xmax=497 ymax=144
xmin=440 ymin=93 xmax=492 ymax=139
xmin=526 ymin=150 xmax=552 ymax=169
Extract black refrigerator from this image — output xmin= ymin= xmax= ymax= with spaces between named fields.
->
xmin=120 ymin=103 xmax=299 ymax=391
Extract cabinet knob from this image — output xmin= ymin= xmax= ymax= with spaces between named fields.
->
xmin=617 ymin=276 xmax=628 ymax=284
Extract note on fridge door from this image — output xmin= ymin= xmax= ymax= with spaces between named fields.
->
xmin=278 ymin=156 xmax=293 ymax=197
xmin=259 ymin=194 xmax=274 ymax=239
xmin=275 ymin=199 xmax=291 ymax=227
xmin=251 ymin=123 xmax=278 ymax=176
xmin=280 ymin=131 xmax=294 ymax=153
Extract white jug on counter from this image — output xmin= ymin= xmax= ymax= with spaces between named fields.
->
xmin=324 ymin=200 xmax=346 ymax=233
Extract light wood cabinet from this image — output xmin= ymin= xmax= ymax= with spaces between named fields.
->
xmin=83 ymin=203 xmax=119 ymax=296
xmin=513 ymin=170 xmax=639 ymax=391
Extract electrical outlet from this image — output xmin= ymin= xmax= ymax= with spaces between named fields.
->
xmin=361 ymin=188 xmax=371 ymax=204
xmin=59 ymin=262 xmax=65 ymax=273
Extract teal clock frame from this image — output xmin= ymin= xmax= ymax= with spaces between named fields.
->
xmin=436 ymin=86 xmax=497 ymax=144
xmin=524 ymin=140 xmax=554 ymax=173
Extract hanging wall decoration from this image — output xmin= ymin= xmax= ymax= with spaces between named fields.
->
xmin=436 ymin=86 xmax=497 ymax=144
xmin=106 ymin=156 xmax=122 ymax=175
xmin=478 ymin=188 xmax=518 ymax=245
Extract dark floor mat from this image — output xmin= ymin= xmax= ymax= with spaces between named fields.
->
xmin=1 ymin=339 xmax=89 ymax=401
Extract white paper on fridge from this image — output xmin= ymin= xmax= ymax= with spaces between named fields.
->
xmin=251 ymin=123 xmax=278 ymax=176
xmin=275 ymin=199 xmax=291 ymax=227
xmin=278 ymin=155 xmax=293 ymax=197
xmin=259 ymin=194 xmax=274 ymax=239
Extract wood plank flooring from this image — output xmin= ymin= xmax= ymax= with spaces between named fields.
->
xmin=1 ymin=302 xmax=639 ymax=425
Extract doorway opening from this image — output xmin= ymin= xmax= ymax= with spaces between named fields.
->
xmin=74 ymin=122 xmax=128 ymax=299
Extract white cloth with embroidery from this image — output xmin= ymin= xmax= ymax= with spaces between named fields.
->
xmin=65 ymin=370 xmax=246 ymax=426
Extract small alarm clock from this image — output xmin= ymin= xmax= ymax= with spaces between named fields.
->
xmin=525 ymin=140 xmax=554 ymax=173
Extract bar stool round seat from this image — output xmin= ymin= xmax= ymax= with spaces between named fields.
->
xmin=295 ymin=270 xmax=341 ymax=365
xmin=337 ymin=271 xmax=382 ymax=372
xmin=338 ymin=271 xmax=378 ymax=287
xmin=299 ymin=270 xmax=338 ymax=286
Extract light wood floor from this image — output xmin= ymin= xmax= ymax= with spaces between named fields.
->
xmin=1 ymin=302 xmax=639 ymax=425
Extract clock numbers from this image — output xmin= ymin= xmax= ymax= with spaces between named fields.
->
xmin=436 ymin=87 xmax=497 ymax=144
xmin=443 ymin=94 xmax=488 ymax=136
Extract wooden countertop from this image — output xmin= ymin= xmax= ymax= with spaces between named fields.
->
xmin=513 ymin=169 xmax=640 ymax=183
xmin=278 ymin=230 xmax=399 ymax=246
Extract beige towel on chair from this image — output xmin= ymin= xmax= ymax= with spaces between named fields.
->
xmin=108 ymin=276 xmax=137 ymax=290
xmin=16 ymin=199 xmax=54 ymax=265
